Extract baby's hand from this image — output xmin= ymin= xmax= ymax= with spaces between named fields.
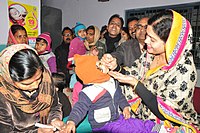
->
xmin=123 ymin=106 xmax=131 ymax=119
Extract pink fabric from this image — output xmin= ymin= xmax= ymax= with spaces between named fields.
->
xmin=157 ymin=97 xmax=183 ymax=118
xmin=7 ymin=28 xmax=18 ymax=45
xmin=193 ymin=87 xmax=200 ymax=113
xmin=68 ymin=37 xmax=87 ymax=59
xmin=47 ymin=56 xmax=57 ymax=73
xmin=72 ymin=81 xmax=83 ymax=106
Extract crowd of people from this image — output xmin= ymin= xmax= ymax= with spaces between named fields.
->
xmin=0 ymin=9 xmax=199 ymax=133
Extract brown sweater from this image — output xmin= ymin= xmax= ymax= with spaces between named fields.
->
xmin=0 ymin=89 xmax=62 ymax=132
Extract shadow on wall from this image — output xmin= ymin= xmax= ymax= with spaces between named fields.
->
xmin=41 ymin=6 xmax=62 ymax=52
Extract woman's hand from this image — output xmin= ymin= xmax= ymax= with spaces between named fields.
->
xmin=90 ymin=46 xmax=99 ymax=56
xmin=59 ymin=121 xmax=76 ymax=133
xmin=38 ymin=127 xmax=54 ymax=133
xmin=50 ymin=118 xmax=65 ymax=131
xmin=109 ymin=71 xmax=138 ymax=87
xmin=101 ymin=54 xmax=117 ymax=70
xmin=123 ymin=106 xmax=131 ymax=119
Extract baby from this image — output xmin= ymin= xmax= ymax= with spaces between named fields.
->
xmin=9 ymin=4 xmax=27 ymax=26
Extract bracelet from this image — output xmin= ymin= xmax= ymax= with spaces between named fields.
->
xmin=51 ymin=118 xmax=58 ymax=123
xmin=117 ymin=66 xmax=122 ymax=72
xmin=128 ymin=106 xmax=131 ymax=112
xmin=131 ymin=80 xmax=139 ymax=92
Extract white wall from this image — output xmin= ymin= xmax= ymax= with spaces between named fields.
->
xmin=43 ymin=0 xmax=200 ymax=86
xmin=0 ymin=0 xmax=40 ymax=45
xmin=43 ymin=0 xmax=200 ymax=28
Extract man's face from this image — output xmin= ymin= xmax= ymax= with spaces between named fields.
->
xmin=62 ymin=29 xmax=73 ymax=44
xmin=128 ymin=20 xmax=138 ymax=39
xmin=135 ymin=17 xmax=149 ymax=44
xmin=86 ymin=29 xmax=95 ymax=44
xmin=107 ymin=17 xmax=122 ymax=38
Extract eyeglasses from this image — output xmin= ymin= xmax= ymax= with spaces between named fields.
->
xmin=136 ymin=24 xmax=147 ymax=30
xmin=63 ymin=33 xmax=72 ymax=37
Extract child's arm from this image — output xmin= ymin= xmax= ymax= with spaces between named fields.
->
xmin=116 ymin=82 xmax=131 ymax=119
xmin=47 ymin=56 xmax=57 ymax=73
xmin=122 ymin=106 xmax=131 ymax=119
xmin=66 ymin=91 xmax=92 ymax=127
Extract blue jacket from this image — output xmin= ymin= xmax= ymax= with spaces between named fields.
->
xmin=68 ymin=78 xmax=129 ymax=129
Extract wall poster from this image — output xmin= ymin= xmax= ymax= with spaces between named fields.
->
xmin=8 ymin=0 xmax=38 ymax=46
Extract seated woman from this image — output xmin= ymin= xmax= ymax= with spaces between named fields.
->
xmin=7 ymin=24 xmax=28 ymax=46
xmin=102 ymin=10 xmax=200 ymax=132
xmin=0 ymin=44 xmax=64 ymax=132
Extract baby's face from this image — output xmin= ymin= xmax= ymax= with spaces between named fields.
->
xmin=10 ymin=8 xmax=22 ymax=20
xmin=96 ymin=61 xmax=109 ymax=74
xmin=77 ymin=29 xmax=86 ymax=39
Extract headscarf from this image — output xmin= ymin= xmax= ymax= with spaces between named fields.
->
xmin=0 ymin=44 xmax=53 ymax=124
xmin=146 ymin=9 xmax=193 ymax=77
xmin=89 ymin=26 xmax=100 ymax=46
xmin=163 ymin=10 xmax=192 ymax=70
xmin=84 ymin=26 xmax=100 ymax=50
xmin=74 ymin=54 xmax=110 ymax=84
xmin=7 ymin=28 xmax=18 ymax=46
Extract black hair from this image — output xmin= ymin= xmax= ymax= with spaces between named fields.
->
xmin=10 ymin=24 xmax=27 ymax=36
xmin=52 ymin=73 xmax=66 ymax=90
xmin=108 ymin=14 xmax=124 ymax=28
xmin=126 ymin=17 xmax=139 ymax=26
xmin=36 ymin=38 xmax=48 ymax=44
xmin=9 ymin=49 xmax=44 ymax=82
xmin=122 ymin=27 xmax=129 ymax=34
xmin=100 ymin=25 xmax=107 ymax=34
xmin=86 ymin=25 xmax=95 ymax=32
xmin=148 ymin=10 xmax=173 ymax=43
xmin=62 ymin=26 xmax=73 ymax=35
xmin=9 ymin=7 xmax=16 ymax=23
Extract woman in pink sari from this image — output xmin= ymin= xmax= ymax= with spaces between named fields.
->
xmin=7 ymin=24 xmax=28 ymax=46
